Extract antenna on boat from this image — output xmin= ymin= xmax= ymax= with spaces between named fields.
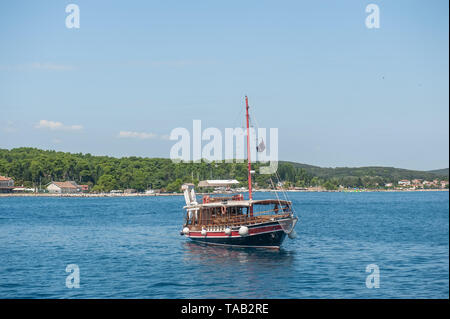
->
xmin=245 ymin=96 xmax=254 ymax=217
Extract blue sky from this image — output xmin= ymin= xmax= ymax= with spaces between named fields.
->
xmin=0 ymin=0 xmax=448 ymax=170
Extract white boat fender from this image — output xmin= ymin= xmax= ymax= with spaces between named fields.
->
xmin=201 ymin=228 xmax=207 ymax=236
xmin=182 ymin=227 xmax=190 ymax=235
xmin=224 ymin=227 xmax=231 ymax=236
xmin=288 ymin=230 xmax=297 ymax=239
xmin=238 ymin=226 xmax=249 ymax=236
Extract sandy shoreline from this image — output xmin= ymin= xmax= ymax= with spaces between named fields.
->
xmin=0 ymin=193 xmax=184 ymax=198
xmin=0 ymin=189 xmax=447 ymax=198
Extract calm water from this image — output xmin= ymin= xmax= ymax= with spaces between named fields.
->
xmin=0 ymin=191 xmax=448 ymax=298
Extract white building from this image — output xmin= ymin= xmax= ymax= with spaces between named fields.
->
xmin=398 ymin=180 xmax=411 ymax=186
xmin=47 ymin=181 xmax=80 ymax=194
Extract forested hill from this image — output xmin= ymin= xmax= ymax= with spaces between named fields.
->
xmin=282 ymin=161 xmax=449 ymax=181
xmin=0 ymin=147 xmax=448 ymax=192
xmin=427 ymin=168 xmax=449 ymax=176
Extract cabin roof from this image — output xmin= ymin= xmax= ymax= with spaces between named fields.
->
xmin=184 ymin=199 xmax=291 ymax=209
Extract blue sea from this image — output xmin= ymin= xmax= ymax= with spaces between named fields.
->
xmin=0 ymin=191 xmax=448 ymax=299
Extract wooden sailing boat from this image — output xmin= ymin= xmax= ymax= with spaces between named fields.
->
xmin=180 ymin=96 xmax=298 ymax=248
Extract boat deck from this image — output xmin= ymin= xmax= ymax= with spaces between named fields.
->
xmin=189 ymin=213 xmax=290 ymax=231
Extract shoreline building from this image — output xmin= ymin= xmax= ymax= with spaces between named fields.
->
xmin=398 ymin=180 xmax=411 ymax=186
xmin=47 ymin=181 xmax=81 ymax=194
xmin=0 ymin=175 xmax=14 ymax=193
xmin=79 ymin=184 xmax=89 ymax=193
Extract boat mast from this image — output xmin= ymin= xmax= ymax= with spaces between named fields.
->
xmin=245 ymin=96 xmax=253 ymax=203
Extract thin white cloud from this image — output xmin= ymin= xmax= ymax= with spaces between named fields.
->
xmin=35 ymin=120 xmax=83 ymax=131
xmin=2 ymin=120 xmax=16 ymax=133
xmin=0 ymin=63 xmax=75 ymax=71
xmin=160 ymin=134 xmax=171 ymax=140
xmin=122 ymin=59 xmax=217 ymax=69
xmin=29 ymin=62 xmax=75 ymax=71
xmin=118 ymin=131 xmax=158 ymax=139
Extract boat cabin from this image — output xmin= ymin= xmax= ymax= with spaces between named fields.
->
xmin=182 ymin=183 xmax=292 ymax=231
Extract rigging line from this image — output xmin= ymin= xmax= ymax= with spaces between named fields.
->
xmin=248 ymin=99 xmax=292 ymax=214
xmin=251 ymin=102 xmax=289 ymax=211
xmin=232 ymin=99 xmax=246 ymax=130
xmin=249 ymin=105 xmax=263 ymax=144
xmin=277 ymin=170 xmax=290 ymax=202
xmin=249 ymin=106 xmax=266 ymax=171
xmin=269 ymin=177 xmax=283 ymax=208
xmin=275 ymin=170 xmax=294 ymax=215
xmin=269 ymin=173 xmax=284 ymax=210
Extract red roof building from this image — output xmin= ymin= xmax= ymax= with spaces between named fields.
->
xmin=0 ymin=175 xmax=15 ymax=193
xmin=47 ymin=181 xmax=81 ymax=194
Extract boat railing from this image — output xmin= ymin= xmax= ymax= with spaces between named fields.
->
xmin=185 ymin=206 xmax=292 ymax=229
xmin=202 ymin=194 xmax=244 ymax=203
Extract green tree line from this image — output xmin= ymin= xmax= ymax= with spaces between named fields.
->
xmin=0 ymin=148 xmax=447 ymax=192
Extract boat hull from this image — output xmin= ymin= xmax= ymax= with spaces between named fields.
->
xmin=189 ymin=230 xmax=286 ymax=248
xmin=185 ymin=221 xmax=290 ymax=248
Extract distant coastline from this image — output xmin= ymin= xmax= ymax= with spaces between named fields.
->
xmin=1 ymin=148 xmax=448 ymax=196
xmin=0 ymin=188 xmax=448 ymax=198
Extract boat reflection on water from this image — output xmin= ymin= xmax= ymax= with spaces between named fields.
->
xmin=180 ymin=241 xmax=297 ymax=298
xmin=182 ymin=241 xmax=295 ymax=268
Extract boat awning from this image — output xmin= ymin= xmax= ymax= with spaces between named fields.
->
xmin=251 ymin=199 xmax=292 ymax=206
xmin=183 ymin=199 xmax=291 ymax=209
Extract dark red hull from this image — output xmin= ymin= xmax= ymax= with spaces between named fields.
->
xmin=186 ymin=221 xmax=287 ymax=248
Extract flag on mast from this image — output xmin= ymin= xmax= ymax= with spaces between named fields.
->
xmin=256 ymin=138 xmax=265 ymax=152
